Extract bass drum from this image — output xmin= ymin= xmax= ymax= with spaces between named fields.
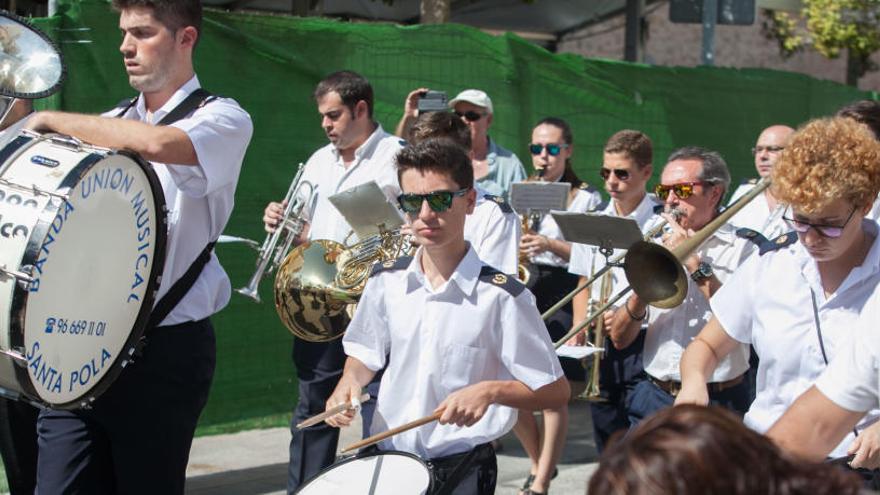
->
xmin=295 ymin=449 xmax=432 ymax=495
xmin=0 ymin=130 xmax=166 ymax=409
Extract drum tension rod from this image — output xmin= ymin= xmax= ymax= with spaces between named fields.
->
xmin=0 ymin=264 xmax=35 ymax=284
xmin=0 ymin=178 xmax=69 ymax=202
xmin=0 ymin=348 xmax=26 ymax=364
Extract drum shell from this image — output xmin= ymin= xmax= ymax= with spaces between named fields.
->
xmin=295 ymin=449 xmax=432 ymax=495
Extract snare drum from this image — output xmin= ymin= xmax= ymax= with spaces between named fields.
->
xmin=0 ymin=130 xmax=166 ymax=409
xmin=295 ymin=449 xmax=432 ymax=495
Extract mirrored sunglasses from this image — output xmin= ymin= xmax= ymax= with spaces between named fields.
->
xmin=782 ymin=206 xmax=856 ymax=239
xmin=600 ymin=168 xmax=631 ymax=181
xmin=654 ymin=181 xmax=706 ymax=200
xmin=397 ymin=188 xmax=470 ymax=214
xmin=528 ymin=143 xmax=569 ymax=156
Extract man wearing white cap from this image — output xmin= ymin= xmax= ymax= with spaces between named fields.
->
xmin=396 ymin=88 xmax=526 ymax=199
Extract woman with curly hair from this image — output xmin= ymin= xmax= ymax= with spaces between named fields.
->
xmin=675 ymin=117 xmax=880 ymax=471
xmin=588 ymin=405 xmax=862 ymax=495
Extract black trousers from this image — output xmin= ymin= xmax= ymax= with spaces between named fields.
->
xmin=35 ymin=318 xmax=216 ymax=495
xmin=589 ymin=331 xmax=646 ymax=452
xmin=0 ymin=397 xmax=39 ymax=494
xmin=425 ymin=443 xmax=497 ymax=495
xmin=528 ymin=264 xmax=584 ymax=380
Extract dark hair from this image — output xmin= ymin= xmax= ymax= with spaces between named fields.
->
xmin=313 ymin=71 xmax=374 ymax=118
xmin=604 ymin=129 xmax=653 ymax=169
xmin=410 ymin=111 xmax=471 ymax=149
xmin=837 ymin=100 xmax=880 ymax=140
xmin=112 ymin=0 xmax=201 ymax=44
xmin=589 ymin=405 xmax=861 ymax=495
xmin=666 ymin=146 xmax=730 ymax=208
xmin=534 ymin=117 xmax=583 ymax=188
xmin=396 ymin=138 xmax=474 ymax=190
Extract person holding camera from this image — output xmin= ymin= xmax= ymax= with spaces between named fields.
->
xmin=395 ymin=88 xmax=526 ymax=200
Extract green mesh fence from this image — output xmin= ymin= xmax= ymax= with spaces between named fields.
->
xmin=25 ymin=0 xmax=875 ymax=434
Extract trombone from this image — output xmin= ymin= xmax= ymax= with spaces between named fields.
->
xmin=553 ymin=179 xmax=771 ymax=348
xmin=237 ymin=163 xmax=314 ymax=302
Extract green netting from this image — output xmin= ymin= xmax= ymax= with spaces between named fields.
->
xmin=29 ymin=0 xmax=875 ymax=433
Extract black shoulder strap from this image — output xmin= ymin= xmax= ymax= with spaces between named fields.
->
xmin=114 ymin=88 xmax=214 ymax=125
xmin=147 ymin=241 xmax=216 ymax=329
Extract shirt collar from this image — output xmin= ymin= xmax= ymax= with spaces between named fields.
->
xmin=405 ymin=243 xmax=482 ymax=296
xmin=605 ymin=193 xmax=660 ymax=226
xmin=330 ymin=123 xmax=386 ymax=162
xmin=134 ymin=75 xmax=201 ymax=124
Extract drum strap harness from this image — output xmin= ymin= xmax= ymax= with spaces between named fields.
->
xmin=116 ymin=88 xmax=219 ymax=336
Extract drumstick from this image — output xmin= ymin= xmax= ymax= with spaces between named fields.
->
xmin=340 ymin=411 xmax=443 ymax=454
xmin=296 ymin=392 xmax=370 ymax=430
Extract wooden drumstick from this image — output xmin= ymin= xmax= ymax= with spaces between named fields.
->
xmin=296 ymin=392 xmax=370 ymax=430
xmin=340 ymin=411 xmax=443 ymax=453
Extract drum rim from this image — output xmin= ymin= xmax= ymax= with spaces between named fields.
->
xmin=294 ymin=449 xmax=432 ymax=494
xmin=0 ymin=9 xmax=67 ymax=100
xmin=9 ymin=141 xmax=168 ymax=409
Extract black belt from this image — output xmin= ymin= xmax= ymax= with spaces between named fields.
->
xmin=426 ymin=443 xmax=495 ymax=495
xmin=649 ymin=373 xmax=745 ymax=397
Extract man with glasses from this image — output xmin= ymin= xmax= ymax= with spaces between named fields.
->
xmin=728 ymin=125 xmax=794 ymax=238
xmin=395 ymin=88 xmax=526 ymax=199
xmin=568 ymin=130 xmax=663 ymax=450
xmin=606 ymin=147 xmax=755 ymax=425
xmin=262 ymin=70 xmax=404 ymax=493
xmin=324 ymin=138 xmax=569 ymax=495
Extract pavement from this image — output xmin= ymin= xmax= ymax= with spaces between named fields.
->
xmin=185 ymin=400 xmax=600 ymax=494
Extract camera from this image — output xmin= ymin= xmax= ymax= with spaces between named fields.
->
xmin=417 ymin=90 xmax=448 ymax=113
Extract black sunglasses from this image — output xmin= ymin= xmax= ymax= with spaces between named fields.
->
xmin=455 ymin=111 xmax=485 ymax=122
xmin=397 ymin=188 xmax=470 ymax=214
xmin=599 ymin=168 xmax=630 ymax=181
xmin=528 ymin=143 xmax=569 ymax=156
xmin=783 ymin=206 xmax=857 ymax=238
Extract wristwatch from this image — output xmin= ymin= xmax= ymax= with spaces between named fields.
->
xmin=690 ymin=261 xmax=714 ymax=282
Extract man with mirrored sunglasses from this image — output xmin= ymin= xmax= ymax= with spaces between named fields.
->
xmin=568 ymin=130 xmax=663 ymax=451
xmin=607 ymin=146 xmax=756 ymax=426
xmin=728 ymin=125 xmax=794 ymax=239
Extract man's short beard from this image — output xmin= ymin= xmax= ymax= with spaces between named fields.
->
xmin=664 ymin=206 xmax=686 ymax=222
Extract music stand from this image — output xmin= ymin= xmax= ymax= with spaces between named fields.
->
xmin=552 ymin=212 xmax=643 ymax=258
xmin=329 ymin=181 xmax=404 ymax=239
xmin=509 ymin=182 xmax=570 ymax=215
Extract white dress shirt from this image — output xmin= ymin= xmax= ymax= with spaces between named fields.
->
xmin=643 ymin=223 xmax=753 ymax=382
xmin=465 ymin=186 xmax=520 ymax=275
xmin=107 ymin=76 xmax=253 ymax=326
xmin=530 ymin=186 xmax=602 ymax=268
xmin=715 ymin=219 xmax=880 ymax=457
xmin=728 ymin=182 xmax=787 ymax=239
xmin=343 ymin=245 xmax=564 ymax=459
xmin=299 ymin=125 xmax=403 ymax=244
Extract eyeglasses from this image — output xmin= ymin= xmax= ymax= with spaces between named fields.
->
xmin=654 ymin=181 xmax=707 ymax=200
xmin=600 ymin=168 xmax=631 ymax=181
xmin=783 ymin=206 xmax=857 ymax=238
xmin=751 ymin=145 xmax=785 ymax=155
xmin=397 ymin=188 xmax=470 ymax=214
xmin=528 ymin=143 xmax=569 ymax=156
xmin=455 ymin=111 xmax=485 ymax=122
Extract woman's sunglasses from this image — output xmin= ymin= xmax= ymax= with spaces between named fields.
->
xmin=599 ymin=168 xmax=630 ymax=181
xmin=654 ymin=181 xmax=707 ymax=201
xmin=455 ymin=111 xmax=485 ymax=122
xmin=783 ymin=206 xmax=856 ymax=238
xmin=528 ymin=143 xmax=569 ymax=156
xmin=397 ymin=188 xmax=470 ymax=214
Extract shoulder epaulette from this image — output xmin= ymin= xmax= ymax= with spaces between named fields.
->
xmin=478 ymin=265 xmax=525 ymax=297
xmin=740 ymin=177 xmax=759 ymax=185
xmin=370 ymin=256 xmax=413 ymax=276
xmin=579 ymin=182 xmax=598 ymax=193
xmin=653 ymin=204 xmax=665 ymax=215
xmin=398 ymin=139 xmax=408 ymax=147
xmin=593 ymin=200 xmax=609 ymax=212
xmin=482 ymin=194 xmax=513 ymax=214
xmin=735 ymin=227 xmax=769 ymax=248
xmin=759 ymin=232 xmax=797 ymax=255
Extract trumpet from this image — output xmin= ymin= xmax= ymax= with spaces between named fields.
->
xmin=553 ymin=179 xmax=771 ymax=348
xmin=582 ymin=269 xmax=613 ymax=401
xmin=237 ymin=163 xmax=314 ymax=302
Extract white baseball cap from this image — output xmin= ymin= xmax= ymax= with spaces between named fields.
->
xmin=449 ymin=89 xmax=493 ymax=115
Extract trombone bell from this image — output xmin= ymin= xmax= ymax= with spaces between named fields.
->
xmin=623 ymin=241 xmax=688 ymax=309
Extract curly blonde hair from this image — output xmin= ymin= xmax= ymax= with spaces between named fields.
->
xmin=772 ymin=117 xmax=880 ymax=213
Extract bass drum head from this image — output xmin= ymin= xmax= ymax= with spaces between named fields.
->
xmin=296 ymin=450 xmax=431 ymax=495
xmin=19 ymin=149 xmax=166 ymax=408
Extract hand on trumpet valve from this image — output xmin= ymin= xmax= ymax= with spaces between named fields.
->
xmin=263 ymin=200 xmax=287 ymax=233
xmin=325 ymin=383 xmax=362 ymax=428
xmin=520 ymin=233 xmax=549 ymax=256
xmin=435 ymin=382 xmax=492 ymax=427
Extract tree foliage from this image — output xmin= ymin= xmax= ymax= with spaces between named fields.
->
xmin=763 ymin=0 xmax=880 ymax=85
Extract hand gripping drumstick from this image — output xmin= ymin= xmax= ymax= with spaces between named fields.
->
xmin=340 ymin=411 xmax=443 ymax=454
xmin=296 ymin=392 xmax=370 ymax=430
